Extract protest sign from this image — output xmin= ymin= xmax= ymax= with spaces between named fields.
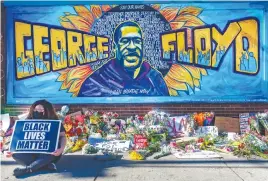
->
xmin=95 ymin=140 xmax=130 ymax=152
xmin=215 ymin=116 xmax=240 ymax=133
xmin=134 ymin=134 xmax=148 ymax=150
xmin=196 ymin=126 xmax=218 ymax=137
xmin=9 ymin=120 xmax=61 ymax=153
xmin=239 ymin=113 xmax=251 ymax=134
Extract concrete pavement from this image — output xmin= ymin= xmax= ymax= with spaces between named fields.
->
xmin=1 ymin=152 xmax=268 ymax=181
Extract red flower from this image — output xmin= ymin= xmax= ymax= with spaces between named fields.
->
xmin=113 ymin=113 xmax=119 ymax=118
xmin=197 ymin=138 xmax=204 ymax=143
xmin=64 ymin=115 xmax=72 ymax=124
xmin=83 ymin=127 xmax=87 ymax=133
xmin=76 ymin=128 xmax=82 ymax=135
xmin=238 ymin=143 xmax=245 ymax=149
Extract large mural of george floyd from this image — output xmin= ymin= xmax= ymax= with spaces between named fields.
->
xmin=5 ymin=2 xmax=268 ymax=104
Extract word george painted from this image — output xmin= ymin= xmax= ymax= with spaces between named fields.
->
xmin=15 ymin=21 xmax=110 ymax=79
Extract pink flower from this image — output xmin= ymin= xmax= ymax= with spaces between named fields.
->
xmin=113 ymin=113 xmax=119 ymax=118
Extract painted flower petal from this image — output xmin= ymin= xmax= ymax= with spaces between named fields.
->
xmin=57 ymin=69 xmax=70 ymax=82
xmin=193 ymin=78 xmax=200 ymax=88
xmin=199 ymin=67 xmax=208 ymax=76
xmin=175 ymin=14 xmax=205 ymax=27
xmin=160 ymin=7 xmax=179 ymax=22
xmin=170 ymin=21 xmax=186 ymax=30
xmin=74 ymin=6 xmax=94 ymax=27
xmin=151 ymin=4 xmax=161 ymax=10
xmin=65 ymin=15 xmax=90 ymax=32
xmin=90 ymin=5 xmax=102 ymax=19
xmin=165 ymin=64 xmax=195 ymax=89
xmin=69 ymin=79 xmax=85 ymax=97
xmin=168 ymin=88 xmax=179 ymax=96
xmin=178 ymin=6 xmax=203 ymax=16
xmin=164 ymin=75 xmax=188 ymax=91
xmin=59 ymin=17 xmax=76 ymax=30
xmin=181 ymin=64 xmax=202 ymax=80
xmin=101 ymin=5 xmax=112 ymax=12
xmin=67 ymin=65 xmax=93 ymax=80
xmin=61 ymin=79 xmax=74 ymax=90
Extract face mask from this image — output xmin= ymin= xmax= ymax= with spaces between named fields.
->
xmin=33 ymin=111 xmax=45 ymax=119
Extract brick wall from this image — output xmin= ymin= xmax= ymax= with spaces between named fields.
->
xmin=3 ymin=103 xmax=268 ymax=118
xmin=1 ymin=5 xmax=267 ymax=119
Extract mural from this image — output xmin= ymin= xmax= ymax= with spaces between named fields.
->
xmin=5 ymin=2 xmax=268 ymax=104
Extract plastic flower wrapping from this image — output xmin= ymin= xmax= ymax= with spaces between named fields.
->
xmin=256 ymin=112 xmax=268 ymax=131
xmin=57 ymin=105 xmax=70 ymax=121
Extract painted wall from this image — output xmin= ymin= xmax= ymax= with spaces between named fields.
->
xmin=4 ymin=1 xmax=268 ymax=104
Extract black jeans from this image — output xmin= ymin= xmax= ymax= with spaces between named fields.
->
xmin=12 ymin=153 xmax=61 ymax=171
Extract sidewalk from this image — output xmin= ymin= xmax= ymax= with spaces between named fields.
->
xmin=1 ymin=152 xmax=268 ymax=181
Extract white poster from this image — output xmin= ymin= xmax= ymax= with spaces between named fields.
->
xmin=0 ymin=114 xmax=10 ymax=132
xmin=95 ymin=140 xmax=130 ymax=152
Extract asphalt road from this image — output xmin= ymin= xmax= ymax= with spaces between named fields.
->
xmin=1 ymin=152 xmax=268 ymax=181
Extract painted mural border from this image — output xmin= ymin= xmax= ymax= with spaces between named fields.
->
xmin=4 ymin=1 xmax=268 ymax=104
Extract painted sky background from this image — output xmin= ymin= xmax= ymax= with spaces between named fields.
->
xmin=5 ymin=2 xmax=268 ymax=103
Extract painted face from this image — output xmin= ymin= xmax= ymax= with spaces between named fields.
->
xmin=116 ymin=26 xmax=143 ymax=70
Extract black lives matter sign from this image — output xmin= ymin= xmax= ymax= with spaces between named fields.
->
xmin=9 ymin=120 xmax=61 ymax=153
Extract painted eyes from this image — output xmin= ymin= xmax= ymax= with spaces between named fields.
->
xmin=119 ymin=38 xmax=142 ymax=45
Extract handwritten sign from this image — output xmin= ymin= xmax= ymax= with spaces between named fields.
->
xmin=239 ymin=113 xmax=251 ymax=134
xmin=134 ymin=134 xmax=148 ymax=150
xmin=95 ymin=140 xmax=130 ymax=152
xmin=9 ymin=120 xmax=61 ymax=153
xmin=196 ymin=126 xmax=218 ymax=137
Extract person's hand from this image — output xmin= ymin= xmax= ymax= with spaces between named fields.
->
xmin=51 ymin=148 xmax=64 ymax=156
xmin=5 ymin=151 xmax=13 ymax=158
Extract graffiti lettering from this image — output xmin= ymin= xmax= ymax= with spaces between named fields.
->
xmin=161 ymin=17 xmax=259 ymax=75
xmin=15 ymin=21 xmax=110 ymax=79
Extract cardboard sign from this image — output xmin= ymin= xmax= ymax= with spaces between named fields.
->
xmin=134 ymin=134 xmax=148 ymax=150
xmin=239 ymin=113 xmax=251 ymax=134
xmin=0 ymin=114 xmax=10 ymax=132
xmin=196 ymin=126 xmax=218 ymax=137
xmin=9 ymin=120 xmax=61 ymax=153
xmin=215 ymin=116 xmax=240 ymax=133
xmin=95 ymin=140 xmax=130 ymax=152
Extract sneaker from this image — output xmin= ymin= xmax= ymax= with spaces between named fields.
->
xmin=46 ymin=163 xmax=57 ymax=172
xmin=13 ymin=167 xmax=32 ymax=177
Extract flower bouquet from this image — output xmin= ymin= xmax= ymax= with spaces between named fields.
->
xmin=256 ymin=112 xmax=268 ymax=131
xmin=233 ymin=132 xmax=268 ymax=159
xmin=82 ymin=143 xmax=99 ymax=155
